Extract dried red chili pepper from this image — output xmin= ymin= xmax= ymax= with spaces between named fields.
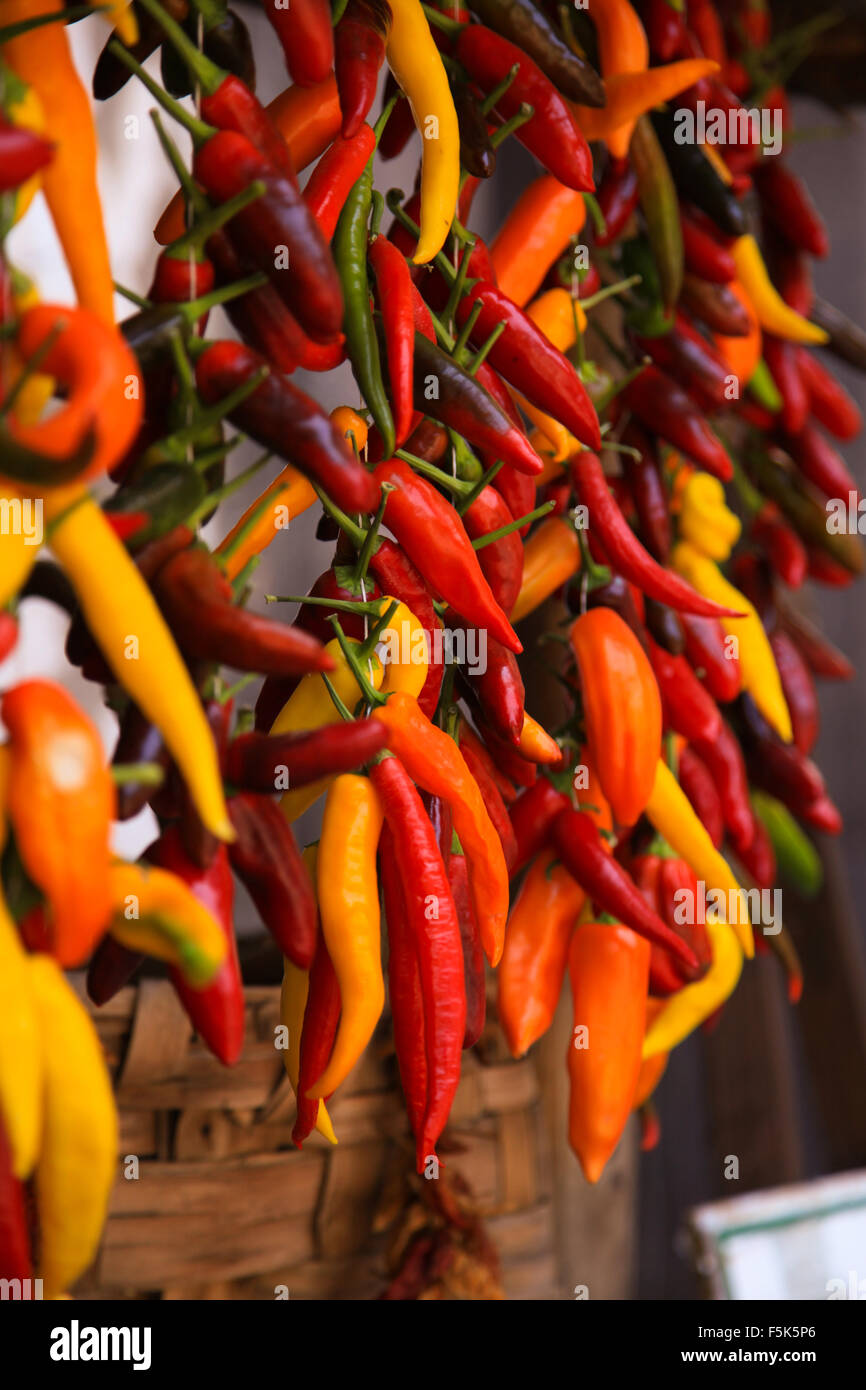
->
xmin=740 ymin=696 xmax=827 ymax=812
xmin=648 ymin=638 xmax=723 ymax=744
xmin=750 ymin=505 xmax=808 ymax=589
xmin=293 ymin=931 xmax=341 ymax=1147
xmin=226 ymin=719 xmax=387 ymax=792
xmin=227 ymin=794 xmax=317 ymax=969
xmin=454 ymin=624 xmax=525 ymax=743
xmin=645 ymin=0 xmax=687 ymax=60
xmin=776 ymin=599 xmax=854 ymax=681
xmin=733 ymin=813 xmax=777 ymax=890
xmin=380 ymin=826 xmax=428 ymax=1154
xmin=680 ymin=207 xmax=736 ymax=283
xmin=755 ymin=162 xmax=829 ymax=259
xmin=148 ymin=830 xmax=245 ymax=1065
xmin=620 ymin=422 xmax=671 ymax=563
xmin=764 ymin=334 xmax=808 ymax=435
xmin=372 ymin=756 xmax=466 ymax=1169
xmin=678 ymin=744 xmax=725 ymax=848
xmin=457 ymin=720 xmax=518 ymax=807
xmin=335 ymin=0 xmax=390 ymax=137
xmin=450 ymin=854 xmax=486 ymax=1050
xmin=786 ymin=422 xmax=859 ymax=501
xmin=632 ymin=853 xmax=708 ymax=995
xmin=195 ymin=341 xmax=377 ymax=512
xmin=692 ymin=720 xmax=756 ymax=852
xmin=768 ymin=629 xmax=819 ymax=755
xmin=0 ymin=1116 xmax=31 ymax=1281
xmin=680 ymin=612 xmax=742 ymax=702
xmin=680 ymin=272 xmax=751 ymax=336
xmin=260 ymin=0 xmax=335 ymax=87
xmin=798 ymin=350 xmax=862 ymax=441
xmin=634 ymin=310 xmax=733 ymax=411
xmin=595 ymin=159 xmax=639 ymax=247
xmin=456 ymin=727 xmax=519 ymax=871
xmin=551 ymin=810 xmax=698 ymax=969
xmin=622 ymin=366 xmax=733 ymax=480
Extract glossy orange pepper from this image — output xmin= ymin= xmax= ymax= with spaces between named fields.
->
xmin=1 ymin=680 xmax=115 ymax=966
xmin=517 ymin=711 xmax=561 ymax=764
xmin=498 ymin=847 xmax=585 ymax=1058
xmin=511 ymin=517 xmax=580 ymax=622
xmin=569 ymin=608 xmax=662 ymax=827
xmin=567 ymin=920 xmax=650 ymax=1182
xmin=490 ymin=176 xmax=587 ymax=307
xmin=586 ymin=0 xmax=649 ymax=157
xmin=714 ymin=278 xmax=762 ymax=385
xmin=215 ymin=465 xmax=317 ymax=582
xmin=572 ymin=60 xmax=717 ymax=147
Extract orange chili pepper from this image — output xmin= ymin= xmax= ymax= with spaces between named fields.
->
xmin=372 ymin=691 xmax=509 ymax=966
xmin=572 ymin=60 xmax=717 ymax=145
xmin=511 ymin=517 xmax=580 ymax=623
xmin=329 ymin=405 xmax=369 ymax=453
xmin=7 ymin=305 xmax=143 ymax=483
xmin=569 ymin=608 xmax=662 ymax=826
xmin=155 ymin=75 xmax=342 ymax=245
xmin=2 ymin=680 xmax=115 ymax=967
xmin=586 ymin=0 xmax=649 ymax=158
xmin=567 ymin=920 xmax=650 ymax=1182
xmin=215 ymin=465 xmax=317 ymax=582
xmin=517 ymin=711 xmax=561 ymax=764
xmin=489 ymin=175 xmax=587 ymax=307
xmin=498 ymin=847 xmax=585 ymax=1058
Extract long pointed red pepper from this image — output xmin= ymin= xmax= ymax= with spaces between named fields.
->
xmin=369 ymin=235 xmax=415 ymax=447
xmin=225 ymin=719 xmax=388 ymax=792
xmin=380 ymin=825 xmax=429 ymax=1161
xmin=293 ymin=932 xmax=341 ymax=1147
xmin=227 ymin=794 xmax=318 ymax=968
xmin=622 ymin=366 xmax=733 ymax=480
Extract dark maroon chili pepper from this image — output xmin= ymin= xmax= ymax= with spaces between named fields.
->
xmin=371 ymin=756 xmax=466 ymax=1169
xmin=195 ymin=340 xmax=377 ymax=512
xmin=380 ymin=827 xmax=428 ymax=1159
xmin=367 ymin=538 xmax=443 ymax=718
xmin=424 ymin=792 xmax=454 ymax=871
xmin=769 ymin=629 xmax=819 ymax=755
xmin=378 ymin=75 xmax=416 ymax=160
xmin=93 ymin=3 xmax=168 ymax=100
xmin=551 ymin=810 xmax=699 ymax=968
xmin=596 ymin=159 xmax=639 ymax=248
xmin=400 ymin=416 xmax=450 ymax=466
xmin=785 ymin=421 xmax=859 ymax=501
xmin=461 ymin=486 xmax=523 ymax=616
xmin=225 ymin=719 xmax=388 ymax=792
xmin=476 ymin=716 xmax=537 ymax=789
xmin=570 ymin=451 xmax=738 ymax=616
xmin=680 ymin=207 xmax=736 ymax=283
xmin=411 ymin=329 xmax=544 ymax=477
xmin=450 ymin=68 xmax=496 ymax=180
xmin=450 ymin=853 xmax=486 ymax=1049
xmin=373 ymin=460 xmax=522 ymax=652
xmin=750 ymin=504 xmax=808 ymax=589
xmin=463 ymin=0 xmax=604 ymax=105
xmin=776 ymin=601 xmax=854 ymax=681
xmin=739 ymin=696 xmax=826 ymax=809
xmin=112 ymin=704 xmax=171 ymax=821
xmin=293 ymin=931 xmax=341 ymax=1146
xmin=644 ymin=598 xmax=685 ymax=655
xmin=635 ymin=310 xmax=733 ymax=411
xmin=193 ymin=130 xmax=343 ymax=342
xmin=620 ymin=423 xmax=671 ymax=564
xmin=148 ymin=831 xmax=246 ymax=1066
xmin=0 ymin=1116 xmax=33 ymax=1281
xmin=452 ymin=619 xmax=525 ymax=743
xmin=680 ymin=272 xmax=751 ymax=336
xmin=455 ymin=26 xmax=593 ymax=192
xmin=86 ymin=933 xmax=145 ymax=1006
xmin=456 ymin=729 xmax=519 ymax=872
xmin=151 ymin=545 xmax=334 ymax=676
xmin=303 ymin=124 xmax=377 ymax=241
xmin=255 ymin=674 xmax=295 ymax=732
xmin=755 ymin=162 xmax=829 ymax=259
xmin=805 ymin=547 xmax=855 ymax=588
xmin=227 ymin=793 xmax=317 ymax=968
xmin=455 ymin=282 xmax=602 ymax=452
xmin=680 ymin=612 xmax=742 ymax=702
xmin=763 ymin=334 xmax=808 ymax=435
xmin=335 ymin=0 xmax=390 ymax=138
xmin=645 ymin=0 xmax=688 ymax=60
xmin=733 ymin=815 xmax=777 ymax=891
xmin=729 ymin=553 xmax=776 ymax=627
xmin=260 ymin=0 xmax=335 ymax=87
xmin=797 ymin=350 xmax=862 ymax=441
xmin=177 ymin=697 xmax=234 ymax=872
xmin=622 ymin=366 xmax=733 ymax=480
xmin=508 ymin=778 xmax=571 ymax=876
xmin=678 ymin=744 xmax=725 ymax=848
xmin=692 ymin=720 xmax=756 ymax=852
xmin=581 ymin=575 xmax=651 ymax=655
xmin=648 ymin=638 xmax=722 ymax=744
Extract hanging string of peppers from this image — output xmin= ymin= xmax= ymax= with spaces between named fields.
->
xmin=0 ymin=0 xmax=862 ymax=1295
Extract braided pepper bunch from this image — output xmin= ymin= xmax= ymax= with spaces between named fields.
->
xmin=0 ymin=0 xmax=861 ymax=1291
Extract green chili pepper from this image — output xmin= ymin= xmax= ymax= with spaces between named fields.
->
xmin=748 ymin=358 xmax=783 ymax=413
xmin=630 ymin=114 xmax=683 ymax=314
xmin=334 ymin=156 xmax=395 ymax=459
xmin=649 ymin=108 xmax=747 ymax=239
xmin=621 ymin=235 xmax=673 ymax=338
xmin=751 ymin=791 xmax=823 ymax=898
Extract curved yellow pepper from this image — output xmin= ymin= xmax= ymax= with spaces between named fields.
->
xmin=386 ymin=0 xmax=459 ymax=264
xmin=643 ymin=918 xmax=743 ymax=1058
xmin=280 ymin=846 xmax=337 ymax=1145
xmin=645 ymin=758 xmax=754 ymax=959
xmin=678 ymin=471 xmax=742 ymax=562
xmin=377 ymin=596 xmax=428 ymax=699
xmin=0 ymin=891 xmax=42 ymax=1178
xmin=46 ymin=490 xmax=234 ymax=840
xmin=107 ymin=861 xmax=228 ymax=987
xmin=215 ymin=465 xmax=317 ymax=583
xmin=0 ymin=487 xmax=40 ymax=604
xmin=671 ymin=540 xmax=792 ymax=742
xmin=732 ymin=235 xmax=828 ymax=346
xmin=30 ymin=954 xmax=118 ymax=1298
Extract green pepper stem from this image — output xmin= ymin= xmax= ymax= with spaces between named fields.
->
xmin=110 ymin=762 xmax=165 ymax=788
xmin=137 ymin=0 xmax=225 ymax=96
xmin=395 ymin=448 xmax=471 ymax=496
xmin=329 ymin=617 xmax=386 ymax=707
xmin=457 ymin=459 xmax=503 ymax=515
xmin=489 ymin=102 xmax=534 ymax=150
xmin=169 ymin=179 xmax=266 ymax=259
xmin=0 ymin=4 xmax=97 ymax=44
xmin=354 ymin=483 xmax=393 ymax=590
xmin=373 ymin=91 xmax=399 ymax=146
xmin=467 ymin=321 xmax=505 ymax=375
xmin=108 ymin=40 xmax=216 ymax=143
xmin=178 ymin=272 xmax=266 ymax=321
xmin=451 ymin=297 xmax=482 ymax=360
xmin=322 ymin=674 xmax=354 ymax=723
xmin=421 ymin=3 xmax=462 ymax=35
xmin=582 ymin=193 xmax=607 ymax=240
xmin=265 ymin=593 xmax=382 ymax=615
xmin=471 ymin=500 xmax=555 ymax=549
xmin=480 ymin=62 xmax=519 ymax=117
xmin=185 ymin=450 xmax=271 ymax=528
xmin=150 ymin=109 xmax=207 ymax=226
xmin=313 ymin=485 xmax=368 ymax=548
xmin=577 ymin=524 xmax=611 ymax=588
xmin=580 ymin=274 xmax=642 ymax=313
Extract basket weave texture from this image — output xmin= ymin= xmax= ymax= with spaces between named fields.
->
xmin=73 ymin=973 xmax=560 ymax=1300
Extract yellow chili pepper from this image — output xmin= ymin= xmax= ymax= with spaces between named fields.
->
xmin=376 ymin=597 xmax=428 ymax=699
xmin=386 ymin=0 xmax=459 ymax=264
xmin=518 ymin=710 xmax=561 ymax=764
xmin=107 ymin=861 xmax=228 ymax=987
xmin=279 ymin=847 xmax=337 ymax=1144
xmin=528 ymin=432 xmax=568 ymax=483
xmin=511 ymin=517 xmax=580 ymax=623
xmin=645 ymin=758 xmax=754 ymax=958
xmin=520 ymin=402 xmax=577 ymax=463
xmin=308 ymin=775 xmax=385 ymax=1097
xmin=1 ymin=274 xmax=54 ymax=425
xmin=102 ymin=1 xmax=138 ymax=45
xmin=0 ymin=487 xmax=39 ymax=604
xmin=732 ymin=234 xmax=828 ymax=346
xmin=0 ymin=889 xmax=42 ymax=1178
xmin=678 ymin=471 xmax=742 ymax=562
xmin=274 ymin=635 xmax=385 ymax=822
xmin=45 ymin=490 xmax=234 ymax=840
xmin=4 ymin=0 xmax=115 ymax=324
xmin=671 ymin=540 xmax=792 ymax=742
xmin=30 ymin=954 xmax=118 ymax=1299
xmin=642 ymin=918 xmax=743 ymax=1058
xmin=215 ymin=465 xmax=317 ymax=583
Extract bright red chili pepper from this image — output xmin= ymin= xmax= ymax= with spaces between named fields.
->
xmin=508 ymin=778 xmax=571 ymax=875
xmin=680 ymin=206 xmax=736 ymax=283
xmin=679 ymin=612 xmax=742 ymax=702
xmin=763 ymin=334 xmax=809 ymax=435
xmin=645 ymin=0 xmax=688 ymax=61
xmin=456 ymin=726 xmax=519 ymax=871
xmin=769 ymin=629 xmax=819 ymax=755
xmin=786 ymin=421 xmax=859 ymax=501
xmin=461 ymin=485 xmax=523 ymax=615
xmin=797 ymin=349 xmax=862 ymax=440
xmin=454 ymin=623 xmax=525 ymax=743
xmin=457 ymin=720 xmax=518 ymax=806
xmin=260 ymin=0 xmax=335 ymax=86
xmin=334 ymin=0 xmax=390 ymax=137
xmin=734 ymin=812 xmax=777 ymax=890
xmin=455 ymin=25 xmax=594 ymax=192
xmin=678 ymin=743 xmax=725 ymax=848
xmin=380 ymin=825 xmax=428 ymax=1160
xmin=367 ymin=538 xmax=443 ymax=718
xmin=692 ymin=720 xmax=756 ymax=852
xmin=0 ymin=117 xmax=53 ymax=191
xmin=293 ymin=931 xmax=341 ymax=1146
xmin=634 ymin=310 xmax=733 ymax=411
xmin=492 ymin=463 xmax=536 ymax=539
xmin=450 ymin=853 xmax=486 ymax=1050
xmin=225 ymin=719 xmax=387 ymax=792
xmin=648 ymin=637 xmax=723 ymax=744
xmin=478 ymin=717 xmax=538 ymax=789
xmin=369 ymin=234 xmax=415 ymax=446
xmin=302 ymin=123 xmax=377 ymax=240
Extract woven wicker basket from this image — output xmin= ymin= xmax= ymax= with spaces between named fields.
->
xmin=72 ymin=965 xmax=560 ymax=1301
